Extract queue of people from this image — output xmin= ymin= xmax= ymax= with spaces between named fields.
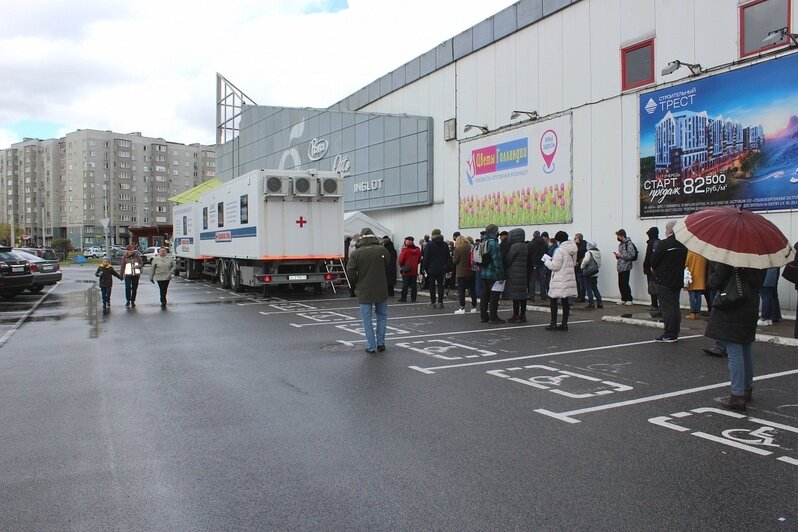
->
xmin=344 ymin=222 xmax=798 ymax=415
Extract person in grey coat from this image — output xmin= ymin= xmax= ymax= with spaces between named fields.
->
xmin=347 ymin=227 xmax=390 ymax=353
xmin=150 ymin=247 xmax=176 ymax=309
xmin=504 ymin=228 xmax=529 ymax=322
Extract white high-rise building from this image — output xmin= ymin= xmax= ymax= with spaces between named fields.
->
xmin=0 ymin=130 xmax=215 ymax=249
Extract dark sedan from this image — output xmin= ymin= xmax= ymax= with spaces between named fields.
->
xmin=0 ymin=246 xmax=33 ymax=299
xmin=13 ymin=249 xmax=62 ymax=293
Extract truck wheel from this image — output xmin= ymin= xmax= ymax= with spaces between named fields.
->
xmin=230 ymin=261 xmax=242 ymax=293
xmin=218 ymin=259 xmax=231 ymax=289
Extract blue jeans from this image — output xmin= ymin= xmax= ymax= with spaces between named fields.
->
xmin=688 ymin=290 xmax=702 ymax=313
xmin=759 ymin=287 xmax=781 ymax=320
xmin=360 ymin=300 xmax=388 ymax=351
xmin=124 ymin=275 xmax=140 ymax=302
xmin=718 ymin=341 xmax=753 ymax=396
xmin=585 ymin=276 xmax=601 ymax=305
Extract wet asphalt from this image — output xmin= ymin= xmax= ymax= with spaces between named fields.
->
xmin=1 ymin=266 xmax=796 ymax=531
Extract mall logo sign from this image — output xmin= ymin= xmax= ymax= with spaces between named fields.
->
xmin=645 ymin=98 xmax=657 ymax=115
xmin=308 ymin=137 xmax=329 ymax=161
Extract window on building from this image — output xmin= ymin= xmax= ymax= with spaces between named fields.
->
xmin=202 ymin=207 xmax=208 ymax=229
xmin=740 ymin=0 xmax=790 ymax=57
xmin=217 ymin=202 xmax=224 ymax=228
xmin=240 ymin=195 xmax=248 ymax=224
xmin=621 ymin=38 xmax=655 ymax=90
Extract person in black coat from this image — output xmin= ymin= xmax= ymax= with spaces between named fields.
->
xmin=421 ymin=229 xmax=450 ymax=308
xmin=643 ymin=226 xmax=660 ymax=310
xmin=382 ymin=236 xmax=398 ymax=297
xmin=705 ymin=263 xmax=765 ymax=411
xmin=650 ymin=221 xmax=687 ymax=342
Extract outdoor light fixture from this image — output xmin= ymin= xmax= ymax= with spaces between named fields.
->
xmin=510 ymin=110 xmax=539 ymax=121
xmin=762 ymin=26 xmax=798 ymax=46
xmin=463 ymin=124 xmax=490 ymax=134
xmin=661 ymin=60 xmax=703 ymax=76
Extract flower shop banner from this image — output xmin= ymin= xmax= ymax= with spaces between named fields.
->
xmin=459 ymin=114 xmax=572 ymax=228
xmin=639 ymin=53 xmax=798 ymax=218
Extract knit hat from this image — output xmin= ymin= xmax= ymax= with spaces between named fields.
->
xmin=404 ymin=236 xmax=414 ymax=242
xmin=452 ymin=231 xmax=461 ymax=239
xmin=485 ymin=224 xmax=499 ymax=235
xmin=360 ymin=227 xmax=374 ymax=237
xmin=554 ymin=230 xmax=569 ymax=242
xmin=431 ymin=229 xmax=442 ymax=237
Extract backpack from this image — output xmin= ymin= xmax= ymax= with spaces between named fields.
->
xmin=469 ymin=246 xmax=481 ymax=272
xmin=629 ymin=241 xmax=639 ymax=261
xmin=475 ymin=240 xmax=492 ymax=267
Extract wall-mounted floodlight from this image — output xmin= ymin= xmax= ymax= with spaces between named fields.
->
xmin=463 ymin=124 xmax=490 ymax=134
xmin=763 ymin=26 xmax=798 ymax=46
xmin=661 ymin=60 xmax=703 ymax=76
xmin=510 ymin=110 xmax=539 ymax=121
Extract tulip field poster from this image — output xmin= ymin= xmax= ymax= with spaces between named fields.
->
xmin=458 ymin=114 xmax=572 ymax=228
xmin=639 ymin=53 xmax=798 ymax=218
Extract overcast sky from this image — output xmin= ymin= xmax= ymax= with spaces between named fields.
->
xmin=0 ymin=0 xmax=516 ymax=148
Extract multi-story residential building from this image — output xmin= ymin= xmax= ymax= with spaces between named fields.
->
xmin=0 ymin=130 xmax=215 ymax=249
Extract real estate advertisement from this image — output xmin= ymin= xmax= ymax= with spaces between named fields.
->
xmin=639 ymin=53 xmax=798 ymax=218
xmin=458 ymin=114 xmax=572 ymax=228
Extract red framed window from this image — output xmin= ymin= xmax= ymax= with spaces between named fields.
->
xmin=621 ymin=39 xmax=655 ymax=91
xmin=740 ymin=0 xmax=791 ymax=57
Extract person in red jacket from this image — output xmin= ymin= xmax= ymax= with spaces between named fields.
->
xmin=398 ymin=236 xmax=422 ymax=302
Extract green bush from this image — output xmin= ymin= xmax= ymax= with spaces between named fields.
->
xmin=52 ymin=238 xmax=73 ymax=261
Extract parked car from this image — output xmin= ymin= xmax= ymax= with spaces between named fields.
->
xmin=12 ymin=249 xmax=62 ymax=293
xmin=0 ymin=246 xmax=33 ymax=299
xmin=83 ymin=246 xmax=106 ymax=258
xmin=16 ymin=247 xmax=59 ymax=261
xmin=141 ymin=246 xmax=170 ymax=265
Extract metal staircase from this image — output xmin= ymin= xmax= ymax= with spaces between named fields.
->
xmin=324 ymin=259 xmax=351 ymax=294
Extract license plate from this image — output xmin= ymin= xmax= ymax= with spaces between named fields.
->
xmin=11 ymin=266 xmax=23 ymax=272
xmin=42 ymin=266 xmax=53 ymax=272
xmin=288 ymin=274 xmax=307 ymax=281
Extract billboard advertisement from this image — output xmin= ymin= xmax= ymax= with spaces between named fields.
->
xmin=459 ymin=114 xmax=572 ymax=228
xmin=639 ymin=54 xmax=798 ymax=218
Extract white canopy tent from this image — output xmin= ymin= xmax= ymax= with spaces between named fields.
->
xmin=344 ymin=211 xmax=393 ymax=241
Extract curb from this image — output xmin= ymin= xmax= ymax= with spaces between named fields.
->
xmin=602 ymin=315 xmax=798 ymax=347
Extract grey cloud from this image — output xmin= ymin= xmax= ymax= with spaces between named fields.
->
xmin=0 ymin=0 xmax=133 ymax=40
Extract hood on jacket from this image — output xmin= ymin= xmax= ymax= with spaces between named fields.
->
xmin=646 ymin=227 xmax=659 ymax=239
xmin=557 ymin=239 xmax=578 ymax=256
xmin=586 ymin=240 xmax=598 ymax=250
xmin=508 ymin=228 xmax=525 ymax=245
xmin=355 ymin=234 xmax=380 ymax=247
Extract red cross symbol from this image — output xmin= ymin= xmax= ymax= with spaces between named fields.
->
xmin=296 ymin=216 xmax=308 ymax=228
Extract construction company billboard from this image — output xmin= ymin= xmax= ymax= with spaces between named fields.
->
xmin=639 ymin=53 xmax=798 ymax=218
xmin=458 ymin=114 xmax=572 ymax=228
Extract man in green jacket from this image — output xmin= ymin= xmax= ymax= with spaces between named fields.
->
xmin=346 ymin=227 xmax=390 ymax=353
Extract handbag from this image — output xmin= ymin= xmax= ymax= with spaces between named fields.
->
xmin=581 ymin=252 xmax=599 ymax=277
xmin=783 ymin=261 xmax=798 ymax=284
xmin=713 ymin=268 xmax=749 ymax=310
xmin=400 ymin=264 xmax=411 ymax=274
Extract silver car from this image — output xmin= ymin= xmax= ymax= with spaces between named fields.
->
xmin=12 ymin=249 xmax=62 ymax=293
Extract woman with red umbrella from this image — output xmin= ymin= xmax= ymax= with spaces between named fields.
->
xmin=674 ymin=207 xmax=795 ymax=412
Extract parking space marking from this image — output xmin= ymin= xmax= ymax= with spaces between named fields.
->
xmin=335 ymin=324 xmax=411 ymax=337
xmin=534 ymin=367 xmax=798 ymax=424
xmin=267 ymin=302 xmax=317 ymax=312
xmin=488 ymin=364 xmax=633 ymax=398
xmin=338 ymin=320 xmax=593 ymax=348
xmin=290 ymin=311 xmax=475 ymax=328
xmin=408 ymin=332 xmax=692 ymax=374
xmin=649 ymin=407 xmax=798 ymax=466
xmin=259 ymin=301 xmax=430 ymax=316
xmin=0 ymin=284 xmax=58 ymax=348
xmin=395 ymin=340 xmax=496 ymax=361
xmin=292 ymin=311 xmax=357 ymax=324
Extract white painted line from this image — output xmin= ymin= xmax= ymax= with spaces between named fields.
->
xmin=289 ymin=311 xmax=470 ymax=328
xmin=777 ymin=456 xmax=798 ymax=466
xmin=535 ymin=367 xmax=798 ymax=423
xmin=413 ymin=334 xmax=701 ymax=373
xmin=337 ymin=320 xmax=594 ymax=346
xmin=259 ymin=301 xmax=431 ymax=316
xmin=0 ymin=284 xmax=58 ymax=348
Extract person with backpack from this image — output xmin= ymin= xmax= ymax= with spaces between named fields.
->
xmin=580 ymin=240 xmax=602 ymax=309
xmin=479 ymin=224 xmax=506 ymax=324
xmin=613 ymin=228 xmax=637 ymax=305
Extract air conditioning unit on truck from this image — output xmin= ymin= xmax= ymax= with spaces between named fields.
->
xmin=172 ymin=169 xmax=346 ymax=295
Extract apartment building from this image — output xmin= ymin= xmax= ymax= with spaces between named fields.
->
xmin=1 ymin=130 xmax=215 ymax=249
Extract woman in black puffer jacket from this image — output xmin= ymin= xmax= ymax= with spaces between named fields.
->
xmin=504 ymin=228 xmax=528 ymax=322
xmin=705 ymin=263 xmax=765 ymax=411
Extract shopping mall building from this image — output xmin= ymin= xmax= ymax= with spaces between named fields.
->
xmin=217 ymin=0 xmax=798 ymax=308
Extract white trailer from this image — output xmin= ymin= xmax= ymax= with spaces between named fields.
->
xmin=172 ymin=169 xmax=346 ymax=294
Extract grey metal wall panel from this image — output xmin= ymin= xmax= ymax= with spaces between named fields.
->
xmin=453 ymin=28 xmax=473 ymax=60
xmin=384 ymin=117 xmax=400 ymax=142
xmin=367 ymin=80 xmax=380 ymax=103
xmin=391 ymin=66 xmax=405 ymax=89
xmin=405 ymin=58 xmax=420 ymax=83
xmin=400 ymin=135 xmax=417 ymax=162
xmin=379 ymin=74 xmax=392 ymax=97
xmin=368 ymin=118 xmax=384 ymax=145
xmin=472 ymin=19 xmax=494 ymax=50
xmin=517 ymin=0 xmax=543 ymax=27
xmin=435 ymin=40 xmax=453 ymax=68
xmin=357 ymin=88 xmax=369 ymax=108
xmin=420 ymin=49 xmax=436 ymax=77
xmin=543 ymin=0 xmax=571 ymax=17
xmin=493 ymin=5 xmax=518 ymax=40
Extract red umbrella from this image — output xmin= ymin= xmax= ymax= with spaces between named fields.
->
xmin=673 ymin=207 xmax=795 ymax=269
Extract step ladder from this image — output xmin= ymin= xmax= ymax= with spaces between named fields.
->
xmin=324 ymin=259 xmax=351 ymax=294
